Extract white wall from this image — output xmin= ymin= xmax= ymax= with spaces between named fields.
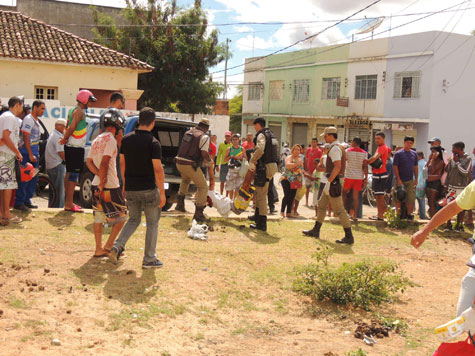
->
xmin=428 ymin=33 xmax=475 ymax=151
xmin=242 ymin=57 xmax=265 ymax=114
xmin=347 ymin=38 xmax=388 ymax=117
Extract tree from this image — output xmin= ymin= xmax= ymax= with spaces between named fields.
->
xmin=228 ymin=86 xmax=242 ymax=134
xmin=92 ymin=0 xmax=225 ymax=113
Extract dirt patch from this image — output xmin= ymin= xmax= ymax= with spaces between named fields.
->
xmin=0 ymin=212 xmax=472 ymax=355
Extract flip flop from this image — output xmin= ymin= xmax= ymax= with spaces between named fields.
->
xmin=0 ymin=217 xmax=9 ymax=226
xmin=8 ymin=216 xmax=22 ymax=223
xmin=369 ymin=216 xmax=384 ymax=221
xmin=93 ymin=253 xmax=108 ymax=258
xmin=65 ymin=204 xmax=84 ymax=213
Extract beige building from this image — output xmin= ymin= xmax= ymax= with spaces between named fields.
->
xmin=0 ymin=10 xmax=153 ymax=110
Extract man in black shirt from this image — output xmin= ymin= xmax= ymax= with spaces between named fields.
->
xmin=109 ymin=107 xmax=166 ymax=269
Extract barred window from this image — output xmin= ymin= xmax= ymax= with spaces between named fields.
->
xmin=293 ymin=79 xmax=310 ymax=103
xmin=270 ymin=80 xmax=284 ymax=101
xmin=393 ymin=71 xmax=421 ymax=99
xmin=355 ymin=75 xmax=377 ymax=100
xmin=248 ymin=83 xmax=261 ymax=101
xmin=35 ymin=86 xmax=58 ymax=100
xmin=322 ymin=77 xmax=341 ymax=100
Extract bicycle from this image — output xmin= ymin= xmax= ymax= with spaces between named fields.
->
xmin=35 ymin=173 xmax=58 ymax=208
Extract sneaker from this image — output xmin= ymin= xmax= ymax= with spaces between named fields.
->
xmin=14 ymin=204 xmax=29 ymax=212
xmin=455 ymin=224 xmax=465 ymax=232
xmin=142 ymin=259 xmax=163 ymax=269
xmin=108 ymin=246 xmax=124 ymax=265
xmin=24 ymin=202 xmax=38 ymax=209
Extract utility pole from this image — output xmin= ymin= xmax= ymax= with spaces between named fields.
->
xmin=223 ymin=38 xmax=230 ymax=100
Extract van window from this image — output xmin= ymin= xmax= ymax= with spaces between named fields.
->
xmin=157 ymin=130 xmax=180 ymax=147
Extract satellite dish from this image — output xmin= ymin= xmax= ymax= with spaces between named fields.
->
xmin=357 ymin=17 xmax=385 ymax=35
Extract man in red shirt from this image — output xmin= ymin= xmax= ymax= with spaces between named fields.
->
xmin=241 ymin=132 xmax=255 ymax=152
xmin=304 ymin=138 xmax=323 ymax=206
xmin=368 ymin=131 xmax=390 ymax=220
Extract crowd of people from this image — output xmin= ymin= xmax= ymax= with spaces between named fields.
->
xmin=1 ymin=90 xmax=474 ymax=264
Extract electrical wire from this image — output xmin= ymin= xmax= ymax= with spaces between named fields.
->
xmin=210 ymin=0 xmax=383 ymax=76
xmin=212 ymin=0 xmax=472 ymax=80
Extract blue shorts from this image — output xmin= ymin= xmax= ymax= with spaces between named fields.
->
xmin=68 ymin=172 xmax=79 ymax=183
xmin=219 ymin=164 xmax=229 ymax=183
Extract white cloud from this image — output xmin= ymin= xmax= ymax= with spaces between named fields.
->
xmin=233 ymin=25 xmax=254 ymax=33
xmin=235 ymin=35 xmax=277 ymax=51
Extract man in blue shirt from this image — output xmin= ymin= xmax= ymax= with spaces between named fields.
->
xmin=15 ymin=100 xmax=44 ymax=211
xmin=393 ymin=136 xmax=418 ymax=220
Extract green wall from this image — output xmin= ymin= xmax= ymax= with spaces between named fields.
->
xmin=262 ymin=44 xmax=350 ymax=117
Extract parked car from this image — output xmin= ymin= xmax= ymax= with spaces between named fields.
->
xmin=79 ymin=114 xmax=197 ymax=210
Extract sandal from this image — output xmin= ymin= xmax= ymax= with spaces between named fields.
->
xmin=369 ymin=216 xmax=384 ymax=221
xmin=0 ymin=217 xmax=9 ymax=226
xmin=8 ymin=216 xmax=22 ymax=223
xmin=65 ymin=204 xmax=84 ymax=213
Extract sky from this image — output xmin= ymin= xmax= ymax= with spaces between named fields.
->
xmin=2 ymin=0 xmax=474 ymax=97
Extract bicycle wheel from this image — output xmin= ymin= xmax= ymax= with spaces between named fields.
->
xmin=35 ymin=174 xmax=58 ymax=208
xmin=363 ymin=186 xmax=376 ymax=208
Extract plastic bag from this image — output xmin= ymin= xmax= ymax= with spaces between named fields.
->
xmin=239 ymin=160 xmax=250 ymax=178
xmin=187 ymin=219 xmax=208 ymax=241
xmin=207 ymin=190 xmax=233 ymax=217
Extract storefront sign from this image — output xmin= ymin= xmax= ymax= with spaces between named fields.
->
xmin=336 ymin=97 xmax=349 ymax=107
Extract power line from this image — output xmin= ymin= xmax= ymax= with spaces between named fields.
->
xmin=51 ymin=6 xmax=475 ymax=28
xmin=212 ymin=0 xmax=472 ymax=81
xmin=210 ymin=0 xmax=383 ymax=76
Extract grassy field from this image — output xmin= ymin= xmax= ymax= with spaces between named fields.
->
xmin=0 ymin=210 xmax=472 ymax=356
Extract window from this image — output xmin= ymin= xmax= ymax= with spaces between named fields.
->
xmin=248 ymin=82 xmax=261 ymax=101
xmin=322 ymin=77 xmax=341 ymax=100
xmin=293 ymin=79 xmax=310 ymax=103
xmin=35 ymin=86 xmax=58 ymax=100
xmin=355 ymin=75 xmax=377 ymax=100
xmin=270 ymin=80 xmax=284 ymax=101
xmin=393 ymin=71 xmax=421 ymax=99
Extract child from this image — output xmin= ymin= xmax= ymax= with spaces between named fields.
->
xmin=304 ymin=158 xmax=321 ymax=218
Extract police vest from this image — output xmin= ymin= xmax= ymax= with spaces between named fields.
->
xmin=177 ymin=127 xmax=206 ymax=162
xmin=254 ymin=128 xmax=278 ymax=164
xmin=325 ymin=143 xmax=347 ymax=178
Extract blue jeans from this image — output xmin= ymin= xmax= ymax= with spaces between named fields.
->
xmin=15 ymin=146 xmax=39 ymax=206
xmin=114 ymin=189 xmax=161 ymax=264
xmin=47 ymin=164 xmax=66 ymax=208
xmin=417 ymin=197 xmax=427 ymax=219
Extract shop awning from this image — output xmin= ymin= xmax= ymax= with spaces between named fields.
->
xmin=368 ymin=117 xmax=430 ymax=124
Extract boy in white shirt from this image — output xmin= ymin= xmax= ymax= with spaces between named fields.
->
xmin=86 ymin=110 xmax=127 ymax=257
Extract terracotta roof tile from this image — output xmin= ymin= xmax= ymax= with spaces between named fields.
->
xmin=0 ymin=10 xmax=154 ymax=71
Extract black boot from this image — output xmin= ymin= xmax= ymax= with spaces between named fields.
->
xmin=248 ymin=208 xmax=259 ymax=222
xmin=250 ymin=215 xmax=267 ymax=231
xmin=193 ymin=205 xmax=209 ymax=223
xmin=303 ymin=221 xmax=322 ymax=238
xmin=175 ymin=195 xmax=187 ymax=213
xmin=336 ymin=228 xmax=354 ymax=245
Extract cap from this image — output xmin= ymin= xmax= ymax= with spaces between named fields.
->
xmin=225 ymin=131 xmax=232 ymax=136
xmin=284 ymin=143 xmax=289 ymax=147
xmin=199 ymin=118 xmax=210 ymax=126
xmin=320 ymin=126 xmax=338 ymax=137
xmin=428 ymin=137 xmax=441 ymax=144
xmin=55 ymin=118 xmax=67 ymax=126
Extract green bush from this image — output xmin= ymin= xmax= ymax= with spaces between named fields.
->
xmin=384 ymin=206 xmax=408 ymax=229
xmin=346 ymin=349 xmax=367 ymax=356
xmin=293 ymin=247 xmax=413 ymax=310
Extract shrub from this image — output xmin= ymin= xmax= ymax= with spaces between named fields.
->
xmin=293 ymin=247 xmax=413 ymax=310
xmin=384 ymin=206 xmax=408 ymax=229
xmin=346 ymin=349 xmax=367 ymax=356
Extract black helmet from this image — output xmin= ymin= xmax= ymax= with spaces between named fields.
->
xmin=396 ymin=185 xmax=407 ymax=202
xmin=102 ymin=108 xmax=125 ymax=131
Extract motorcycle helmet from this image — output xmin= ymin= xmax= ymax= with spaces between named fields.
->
xmin=395 ymin=185 xmax=407 ymax=202
xmin=76 ymin=90 xmax=97 ymax=105
xmin=20 ymin=163 xmax=38 ymax=182
xmin=101 ymin=108 xmax=126 ymax=132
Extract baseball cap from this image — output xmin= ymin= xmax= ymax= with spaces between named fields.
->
xmin=428 ymin=137 xmax=441 ymax=144
xmin=225 ymin=131 xmax=232 ymax=136
xmin=320 ymin=126 xmax=337 ymax=137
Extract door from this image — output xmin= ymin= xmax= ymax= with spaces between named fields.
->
xmin=292 ymin=123 xmax=308 ymax=147
xmin=268 ymin=123 xmax=282 ymax=155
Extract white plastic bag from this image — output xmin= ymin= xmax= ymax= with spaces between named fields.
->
xmin=207 ymin=190 xmax=233 ymax=217
xmin=187 ymin=219 xmax=208 ymax=241
xmin=239 ymin=160 xmax=250 ymax=178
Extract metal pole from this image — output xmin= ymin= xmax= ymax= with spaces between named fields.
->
xmin=223 ymin=38 xmax=230 ymax=100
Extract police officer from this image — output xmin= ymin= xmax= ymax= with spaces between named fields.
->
xmin=248 ymin=117 xmax=278 ymax=231
xmin=303 ymin=126 xmax=355 ymax=244
xmin=175 ymin=118 xmax=213 ymax=222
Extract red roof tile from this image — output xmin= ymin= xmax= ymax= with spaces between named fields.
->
xmin=0 ymin=10 xmax=154 ymax=71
